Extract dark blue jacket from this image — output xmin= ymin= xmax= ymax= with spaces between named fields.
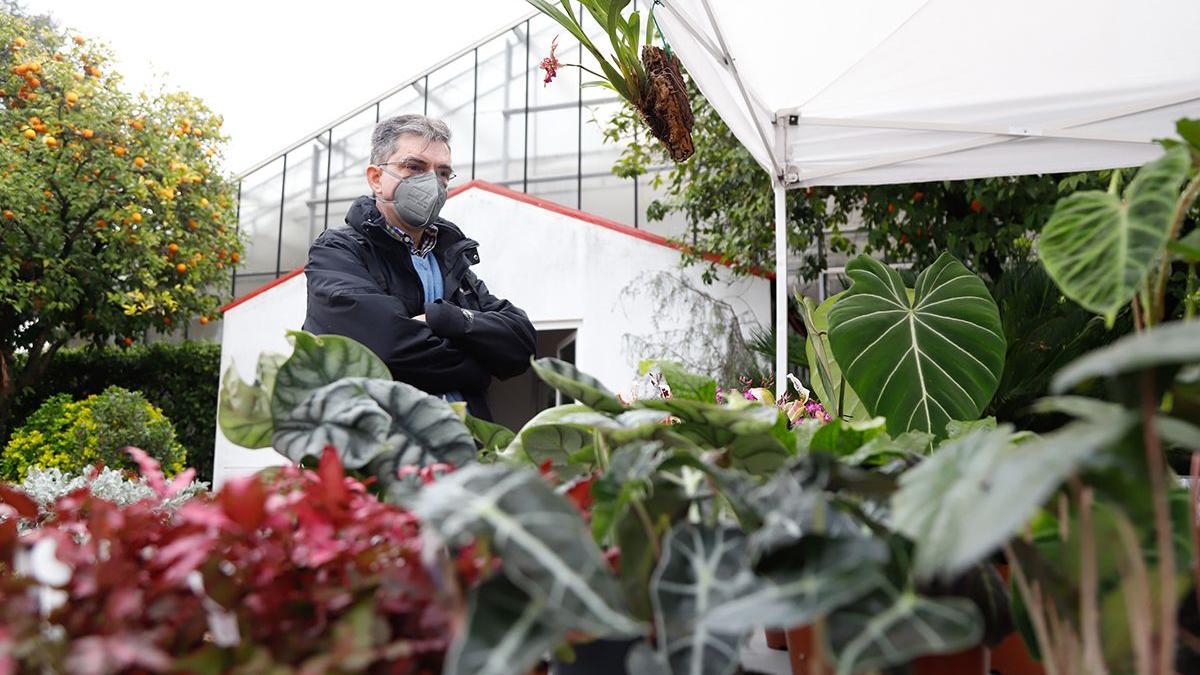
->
xmin=302 ymin=196 xmax=536 ymax=420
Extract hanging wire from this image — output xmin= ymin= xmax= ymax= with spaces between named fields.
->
xmin=648 ymin=0 xmax=672 ymax=57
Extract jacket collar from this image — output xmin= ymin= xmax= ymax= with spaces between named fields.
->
xmin=345 ymin=195 xmax=473 ymax=255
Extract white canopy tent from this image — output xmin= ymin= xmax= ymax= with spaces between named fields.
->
xmin=654 ymin=0 xmax=1200 ymax=389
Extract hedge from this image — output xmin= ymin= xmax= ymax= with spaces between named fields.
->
xmin=4 ymin=341 xmax=221 ymax=483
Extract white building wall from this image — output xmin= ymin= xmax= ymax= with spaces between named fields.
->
xmin=213 ymin=182 xmax=770 ymax=489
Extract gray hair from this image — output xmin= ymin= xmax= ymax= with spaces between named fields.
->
xmin=370 ymin=114 xmax=452 ymax=164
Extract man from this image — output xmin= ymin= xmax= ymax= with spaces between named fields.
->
xmin=302 ymin=114 xmax=536 ymax=420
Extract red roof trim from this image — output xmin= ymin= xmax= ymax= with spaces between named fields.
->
xmin=221 ymin=180 xmax=772 ymax=314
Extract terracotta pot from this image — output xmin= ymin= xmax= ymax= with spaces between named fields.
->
xmin=912 ymin=647 xmax=985 ymax=675
xmin=765 ymin=628 xmax=788 ymax=650
xmin=784 ymin=626 xmax=834 ymax=675
xmin=989 ymin=632 xmax=1046 ymax=675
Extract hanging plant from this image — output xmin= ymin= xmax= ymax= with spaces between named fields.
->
xmin=528 ymin=0 xmax=695 ymax=162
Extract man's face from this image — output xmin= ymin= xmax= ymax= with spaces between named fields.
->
xmin=366 ymin=135 xmax=454 ymax=227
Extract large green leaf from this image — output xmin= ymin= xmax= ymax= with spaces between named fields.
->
xmin=637 ymin=397 xmax=780 ymax=447
xmin=891 ymin=420 xmax=1132 ymax=580
xmin=273 ymin=378 xmax=476 ymax=471
xmin=1052 ymin=319 xmax=1200 ymax=392
xmin=804 ymin=293 xmax=867 ymax=421
xmin=412 ymin=463 xmax=641 ymax=637
xmin=271 ymin=331 xmax=391 ymax=420
xmin=503 ymin=404 xmax=596 ymax=473
xmin=1038 ymin=145 xmax=1191 ymax=324
xmin=828 ymin=253 xmax=1005 ymax=439
xmin=217 ymin=353 xmax=286 ymax=449
xmin=463 ymin=414 xmax=515 ymax=456
xmin=531 ymin=357 xmax=626 ymax=414
xmin=445 ymin=576 xmax=562 ymax=675
xmin=826 ymin=581 xmax=983 ymax=675
xmin=648 ymin=523 xmax=755 ymax=675
xmin=807 ymin=416 xmax=888 ymax=457
xmin=590 ymin=441 xmax=671 ymax=541
xmin=704 ymin=536 xmax=886 ymax=633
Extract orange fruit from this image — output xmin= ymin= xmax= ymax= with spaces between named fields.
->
xmin=122 ymin=337 xmax=133 ymax=346
xmin=199 ymin=316 xmax=209 ymax=325
xmin=95 ymin=218 xmax=106 ymax=228
xmin=2 ymin=210 xmax=13 ymax=219
xmin=187 ymin=218 xmax=198 ymax=230
xmin=162 ymin=316 xmax=172 ymax=326
xmin=113 ymin=146 xmax=126 ymax=156
xmin=73 ymin=35 xmax=85 ymax=45
xmin=133 ymin=156 xmax=145 ymax=167
xmin=43 ymin=136 xmax=57 ymax=147
xmin=28 ymin=63 xmax=40 ymax=73
xmin=131 ymin=119 xmax=144 ymax=130
xmin=167 ymin=243 xmax=179 ymax=254
xmin=22 ymin=129 xmax=35 ymax=140
xmin=12 ymin=37 xmax=25 ymax=49
xmin=25 ymin=77 xmax=38 ymax=88
xmin=176 ymin=263 xmax=187 ymax=273
xmin=81 ymin=128 xmax=93 ymax=139
xmin=230 ymin=252 xmax=240 ymax=263
xmin=131 ymin=212 xmax=142 ymax=223
xmin=65 ymin=92 xmax=78 ymax=105
xmin=42 ymin=189 xmax=52 ymax=198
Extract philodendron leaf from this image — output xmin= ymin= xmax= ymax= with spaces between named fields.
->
xmin=649 ymin=523 xmax=756 ymax=675
xmin=273 ymin=378 xmax=476 ymax=472
xmin=559 ymin=408 xmax=674 ymax=444
xmin=271 ymin=330 xmax=391 ymax=420
xmin=504 ymin=404 xmax=596 ymax=473
xmin=826 ymin=581 xmax=983 ymax=675
xmin=1038 ymin=144 xmax=1191 ymax=324
xmin=639 ymin=360 xmax=718 ymax=403
xmin=828 ymin=253 xmax=1005 ymax=439
xmin=218 ymin=352 xmax=287 ymax=448
xmin=531 ymin=357 xmax=626 ymax=413
xmin=463 ymin=414 xmax=515 ymax=455
xmin=412 ymin=463 xmax=641 ymax=637
xmin=891 ymin=420 xmax=1133 ymax=580
xmin=637 ymin=397 xmax=779 ymax=448
xmin=808 ymin=416 xmax=887 ymax=456
xmin=804 ymin=293 xmax=867 ymax=421
xmin=1052 ymin=320 xmax=1200 ymax=392
xmin=705 ymin=536 xmax=886 ymax=633
xmin=445 ymin=576 xmax=562 ymax=675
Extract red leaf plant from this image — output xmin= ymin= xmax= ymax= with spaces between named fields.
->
xmin=0 ymin=446 xmax=462 ymax=674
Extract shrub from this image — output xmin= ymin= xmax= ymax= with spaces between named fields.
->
xmin=6 ymin=341 xmax=221 ymax=483
xmin=0 ymin=448 xmax=453 ymax=673
xmin=20 ymin=465 xmax=206 ymax=516
xmin=1 ymin=386 xmax=186 ymax=481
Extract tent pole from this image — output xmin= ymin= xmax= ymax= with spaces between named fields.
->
xmin=774 ymin=183 xmax=787 ymax=398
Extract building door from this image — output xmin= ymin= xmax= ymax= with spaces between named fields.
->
xmin=486 ymin=327 xmax=577 ymax=431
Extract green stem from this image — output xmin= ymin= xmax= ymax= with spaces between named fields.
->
xmin=1139 ymin=370 xmax=1177 ymax=673
xmin=631 ymin=498 xmax=661 ymax=562
xmin=1186 ymin=263 xmax=1197 ymax=321
xmin=1153 ymin=171 xmax=1200 ymax=322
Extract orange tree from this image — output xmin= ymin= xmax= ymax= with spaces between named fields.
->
xmin=0 ymin=5 xmax=241 ymax=435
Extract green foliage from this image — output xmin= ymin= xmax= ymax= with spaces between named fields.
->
xmin=2 ymin=385 xmax=185 ymax=481
xmin=827 ymin=254 xmax=1006 ymax=438
xmin=5 ymin=340 xmax=219 ymax=481
xmin=606 ymin=79 xmax=1115 ymax=284
xmin=1039 ymin=145 xmax=1192 ymax=325
xmin=0 ymin=5 xmax=241 ymax=434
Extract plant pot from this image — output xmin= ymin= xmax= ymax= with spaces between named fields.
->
xmin=551 ymin=637 xmax=637 ymax=675
xmin=912 ymin=647 xmax=985 ymax=675
xmin=988 ymin=631 xmax=1046 ymax=675
xmin=765 ymin=628 xmax=788 ymax=650
xmin=784 ymin=626 xmax=834 ymax=675
xmin=640 ymin=46 xmax=694 ymax=163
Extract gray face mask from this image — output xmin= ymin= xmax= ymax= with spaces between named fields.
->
xmin=379 ymin=169 xmax=447 ymax=228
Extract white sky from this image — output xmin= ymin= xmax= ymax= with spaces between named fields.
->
xmin=27 ymin=0 xmax=533 ymax=175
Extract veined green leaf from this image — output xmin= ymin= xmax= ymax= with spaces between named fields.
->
xmin=413 ymin=463 xmax=641 ymax=637
xmin=828 ymin=253 xmax=1005 ymax=439
xmin=445 ymin=576 xmax=563 ymax=675
xmin=804 ymin=293 xmax=867 ymax=421
xmin=531 ymin=357 xmax=625 ymax=413
xmin=271 ymin=330 xmax=390 ymax=420
xmin=1038 ymin=145 xmax=1191 ymax=324
xmin=1052 ymin=319 xmax=1200 ymax=392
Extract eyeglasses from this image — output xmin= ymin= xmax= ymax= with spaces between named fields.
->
xmin=377 ymin=157 xmax=456 ymax=185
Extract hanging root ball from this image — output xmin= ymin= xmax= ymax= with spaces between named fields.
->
xmin=640 ymin=45 xmax=695 ymax=163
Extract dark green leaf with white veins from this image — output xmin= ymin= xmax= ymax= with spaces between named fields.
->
xmin=828 ymin=253 xmax=1005 ymax=439
xmin=218 ymin=352 xmax=287 ymax=449
xmin=531 ymin=357 xmax=625 ymax=413
xmin=705 ymin=535 xmax=886 ymax=633
xmin=445 ymin=576 xmax=563 ymax=675
xmin=463 ymin=414 xmax=515 ymax=454
xmin=1038 ymin=145 xmax=1191 ymax=324
xmin=649 ymin=523 xmax=757 ymax=675
xmin=805 ymin=293 xmax=868 ymax=421
xmin=271 ymin=330 xmax=391 ymax=420
xmin=504 ymin=404 xmax=596 ymax=473
xmin=412 ymin=463 xmax=641 ymax=637
xmin=273 ymin=378 xmax=475 ymax=471
xmin=827 ymin=581 xmax=982 ymax=675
